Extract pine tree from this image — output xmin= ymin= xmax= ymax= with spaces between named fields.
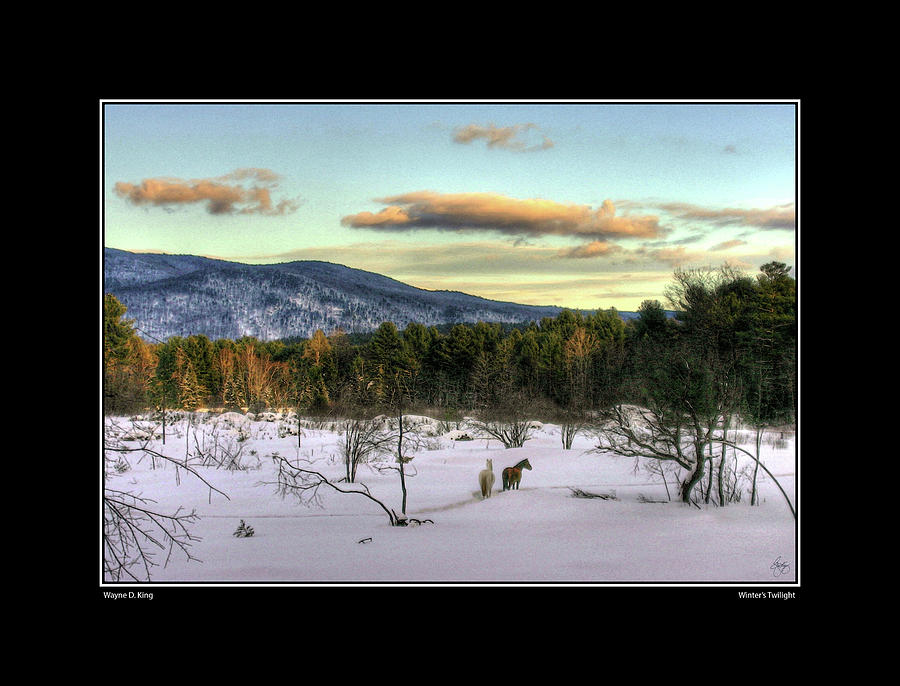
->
xmin=103 ymin=294 xmax=151 ymax=414
xmin=175 ymin=347 xmax=206 ymax=410
xmin=103 ymin=294 xmax=135 ymax=365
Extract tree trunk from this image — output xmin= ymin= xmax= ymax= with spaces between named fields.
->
xmin=718 ymin=416 xmax=731 ymax=506
xmin=716 ymin=437 xmax=795 ymax=519
xmin=751 ymin=426 xmax=763 ymax=505
xmin=659 ymin=460 xmax=671 ymax=501
xmin=681 ymin=441 xmax=705 ymax=505
xmin=398 ymin=411 xmax=408 ymax=515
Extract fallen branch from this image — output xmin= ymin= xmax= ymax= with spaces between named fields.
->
xmin=637 ymin=494 xmax=668 ymax=504
xmin=570 ymin=488 xmax=618 ymax=500
xmin=394 ymin=511 xmax=434 ymax=526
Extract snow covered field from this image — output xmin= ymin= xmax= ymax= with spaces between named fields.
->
xmin=102 ymin=412 xmax=797 ymax=586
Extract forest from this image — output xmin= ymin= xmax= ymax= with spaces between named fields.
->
xmin=103 ymin=261 xmax=796 ymax=506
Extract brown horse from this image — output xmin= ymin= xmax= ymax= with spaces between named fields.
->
xmin=502 ymin=458 xmax=533 ymax=491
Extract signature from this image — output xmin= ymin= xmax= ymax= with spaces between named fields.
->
xmin=770 ymin=556 xmax=791 ymax=577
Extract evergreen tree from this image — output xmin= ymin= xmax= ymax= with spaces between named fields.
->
xmin=515 ymin=326 xmax=542 ymax=397
xmin=631 ymin=299 xmax=670 ymax=342
xmin=422 ymin=331 xmax=456 ymax=406
xmin=175 ymin=347 xmax=206 ymax=410
xmin=103 ymin=294 xmax=149 ymax=414
xmin=741 ymin=262 xmax=797 ymax=503
xmin=183 ymin=334 xmax=215 ymax=405
xmin=368 ymin=322 xmax=408 ymax=371
xmin=104 ymin=294 xmax=135 ymax=363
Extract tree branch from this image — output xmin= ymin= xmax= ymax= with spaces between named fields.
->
xmin=267 ymin=453 xmax=400 ymax=526
xmin=709 ymin=438 xmax=795 ymax=519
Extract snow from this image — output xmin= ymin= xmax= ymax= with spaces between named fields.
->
xmin=102 ymin=413 xmax=797 ymax=586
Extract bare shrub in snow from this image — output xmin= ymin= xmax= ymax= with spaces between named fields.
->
xmin=103 ymin=419 xmax=229 ymax=582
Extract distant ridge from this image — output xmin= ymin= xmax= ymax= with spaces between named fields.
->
xmin=103 ymin=248 xmax=640 ymax=342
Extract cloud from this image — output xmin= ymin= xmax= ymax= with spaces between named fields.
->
xmin=657 ymin=201 xmax=795 ymax=230
xmin=768 ymin=245 xmax=796 ymax=262
xmin=631 ymin=244 xmax=787 ymax=271
xmin=233 ymin=235 xmax=793 ymax=311
xmin=342 ymin=191 xmax=665 ymax=242
xmin=559 ymin=240 xmax=623 ymax=259
xmin=710 ymin=239 xmax=746 ymax=250
xmin=453 ymin=123 xmax=553 ymax=151
xmin=625 ymin=245 xmax=724 ymax=268
xmin=645 ymin=246 xmax=698 ymax=267
xmin=113 ymin=168 xmax=301 ymax=216
xmin=244 ymin=239 xmax=674 ymax=308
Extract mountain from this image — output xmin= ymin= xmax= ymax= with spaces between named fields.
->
xmin=104 ymin=248 xmax=586 ymax=342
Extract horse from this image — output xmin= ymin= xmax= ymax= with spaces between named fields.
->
xmin=478 ymin=459 xmax=495 ymax=499
xmin=502 ymin=458 xmax=533 ymax=491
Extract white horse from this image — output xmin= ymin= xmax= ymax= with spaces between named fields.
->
xmin=478 ymin=458 xmax=495 ymax=499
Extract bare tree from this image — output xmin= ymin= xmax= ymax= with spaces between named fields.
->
xmin=472 ymin=388 xmax=542 ymax=448
xmin=369 ymin=369 xmax=425 ymax=517
xmin=591 ymin=338 xmax=738 ymax=507
xmin=559 ymin=405 xmax=588 ymax=450
xmin=339 ymin=415 xmax=394 ymax=483
xmin=709 ymin=434 xmax=796 ymax=519
xmin=268 ymin=452 xmax=430 ymax=527
xmin=269 ymin=369 xmax=433 ymax=526
xmin=592 ymin=403 xmax=704 ymax=505
xmin=370 ymin=411 xmax=434 ymax=517
xmin=103 ymin=418 xmax=229 ymax=581
xmin=470 ymin=340 xmax=544 ymax=450
xmin=268 ymin=453 xmax=399 ymax=525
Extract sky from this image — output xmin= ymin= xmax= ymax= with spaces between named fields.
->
xmin=102 ymin=100 xmax=797 ymax=312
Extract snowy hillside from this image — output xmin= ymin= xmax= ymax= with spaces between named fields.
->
xmin=103 ymin=248 xmax=569 ymax=341
xmin=102 ymin=411 xmax=798 ymax=585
